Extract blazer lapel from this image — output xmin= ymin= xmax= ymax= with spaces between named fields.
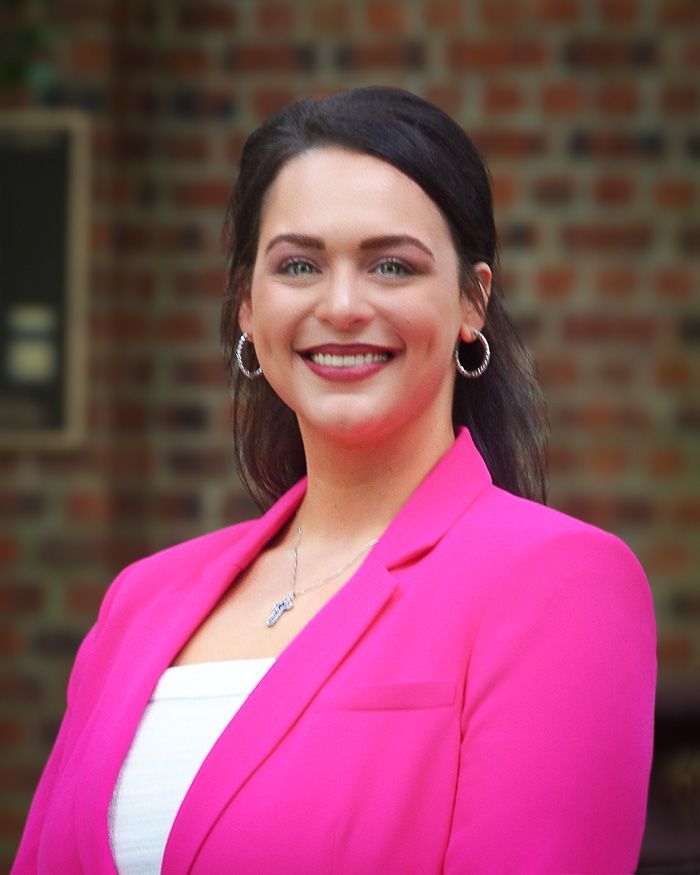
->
xmin=162 ymin=556 xmax=398 ymax=875
xmin=162 ymin=426 xmax=492 ymax=875
xmin=74 ymin=480 xmax=308 ymax=873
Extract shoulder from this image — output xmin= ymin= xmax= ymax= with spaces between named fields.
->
xmin=446 ymin=483 xmax=651 ymax=609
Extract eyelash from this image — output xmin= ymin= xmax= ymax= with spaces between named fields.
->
xmin=277 ymin=257 xmax=416 ymax=278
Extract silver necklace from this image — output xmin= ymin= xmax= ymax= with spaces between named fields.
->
xmin=265 ymin=526 xmax=379 ymax=627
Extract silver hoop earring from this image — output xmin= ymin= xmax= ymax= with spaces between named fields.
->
xmin=455 ymin=329 xmax=490 ymax=378
xmin=236 ymin=332 xmax=263 ymax=379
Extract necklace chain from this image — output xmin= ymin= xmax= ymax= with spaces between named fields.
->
xmin=265 ymin=526 xmax=379 ymax=627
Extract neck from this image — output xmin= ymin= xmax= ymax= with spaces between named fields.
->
xmin=293 ymin=419 xmax=457 ymax=548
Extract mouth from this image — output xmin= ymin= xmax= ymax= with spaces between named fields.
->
xmin=297 ymin=343 xmax=398 ymax=379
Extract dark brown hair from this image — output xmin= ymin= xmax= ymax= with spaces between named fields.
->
xmin=221 ymin=86 xmax=549 ymax=510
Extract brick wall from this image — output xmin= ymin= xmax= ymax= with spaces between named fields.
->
xmin=1 ymin=0 xmax=698 ymax=867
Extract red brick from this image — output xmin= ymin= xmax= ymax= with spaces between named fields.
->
xmin=483 ymin=82 xmax=523 ymax=113
xmin=647 ymin=447 xmax=686 ymax=476
xmin=660 ymin=82 xmax=700 ymax=114
xmin=172 ymin=357 xmax=228 ymax=387
xmin=423 ymin=0 xmax=463 ymax=26
xmin=91 ymin=268 xmax=156 ymax=301
xmin=596 ymin=82 xmax=639 ymax=113
xmin=90 ymin=311 xmax=151 ymax=342
xmin=0 ymin=582 xmax=43 ymax=612
xmin=653 ymin=268 xmax=693 ymax=300
xmin=553 ymin=402 xmax=652 ymax=433
xmin=539 ymin=82 xmax=584 ymax=115
xmin=158 ymin=133 xmax=208 ymax=162
xmin=311 ymin=1 xmax=351 ymax=32
xmin=564 ymin=38 xmax=656 ymax=67
xmin=156 ymin=313 xmax=206 ymax=342
xmin=255 ymin=1 xmax=297 ymax=30
xmin=0 ymin=718 xmax=22 ymax=746
xmin=596 ymin=266 xmax=639 ymax=298
xmin=226 ymin=45 xmax=313 ymax=73
xmin=156 ymin=225 xmax=207 ymax=253
xmin=473 ymin=130 xmax=547 ymax=157
xmin=646 ymin=544 xmax=692 ymax=575
xmin=0 ymin=538 xmax=19 ymax=566
xmin=670 ymin=497 xmax=700 ymax=525
xmin=66 ymin=492 xmax=116 ymax=523
xmin=598 ymin=0 xmax=638 ymax=24
xmin=69 ymin=39 xmax=114 ymax=74
xmin=252 ymin=87 xmax=296 ymax=118
xmin=0 ymin=493 xmax=43 ymax=519
xmin=535 ymin=355 xmax=579 ymax=386
xmin=535 ymin=0 xmax=580 ymax=23
xmin=0 ymin=625 xmax=21 ymax=657
xmin=162 ymin=47 xmax=209 ymax=76
xmin=366 ymin=1 xmax=408 ymax=29
xmin=561 ymin=224 xmax=653 ymax=251
xmin=653 ymin=179 xmax=696 ymax=208
xmin=655 ymin=358 xmax=695 ymax=389
xmin=177 ymin=2 xmax=237 ymax=29
xmin=171 ymin=180 xmax=231 ymax=210
xmin=336 ymin=43 xmax=423 ymax=69
xmin=93 ymin=175 xmax=134 ymax=207
xmin=660 ymin=0 xmax=700 ymax=26
xmin=531 ymin=176 xmax=576 ymax=205
xmin=0 ymin=763 xmax=42 ymax=793
xmin=449 ymin=39 xmax=548 ymax=70
xmin=535 ymin=266 xmax=575 ymax=300
xmin=596 ymin=359 xmax=634 ymax=386
xmin=173 ymin=269 xmax=227 ymax=299
xmin=490 ymin=174 xmax=517 ymax=209
xmin=224 ymin=133 xmax=247 ymax=164
xmin=563 ymin=315 xmax=655 ymax=342
xmin=480 ymin=0 xmax=526 ymax=26
xmin=584 ymin=447 xmax=629 ymax=476
xmin=423 ymin=84 xmax=463 ymax=115
xmin=593 ymin=176 xmax=635 ymax=205
xmin=66 ymin=582 xmax=106 ymax=617
xmin=657 ymin=636 xmax=693 ymax=667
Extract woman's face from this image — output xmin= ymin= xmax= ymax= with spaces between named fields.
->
xmin=240 ymin=147 xmax=491 ymax=448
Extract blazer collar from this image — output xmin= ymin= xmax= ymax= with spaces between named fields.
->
xmin=211 ymin=425 xmax=493 ymax=577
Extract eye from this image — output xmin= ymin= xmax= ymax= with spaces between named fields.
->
xmin=278 ymin=258 xmax=318 ymax=277
xmin=374 ymin=259 xmax=414 ymax=278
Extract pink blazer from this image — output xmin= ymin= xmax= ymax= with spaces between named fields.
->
xmin=13 ymin=428 xmax=657 ymax=874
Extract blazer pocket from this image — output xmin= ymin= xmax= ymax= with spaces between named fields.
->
xmin=318 ymin=679 xmax=457 ymax=712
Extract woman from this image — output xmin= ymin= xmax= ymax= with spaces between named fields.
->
xmin=13 ymin=87 xmax=656 ymax=874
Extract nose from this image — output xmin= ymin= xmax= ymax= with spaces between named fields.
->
xmin=313 ymin=270 xmax=373 ymax=331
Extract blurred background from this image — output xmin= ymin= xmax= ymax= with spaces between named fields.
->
xmin=0 ymin=0 xmax=698 ymax=870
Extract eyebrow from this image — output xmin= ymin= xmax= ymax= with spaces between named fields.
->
xmin=264 ymin=233 xmax=435 ymax=261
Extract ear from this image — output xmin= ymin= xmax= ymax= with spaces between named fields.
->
xmin=238 ymin=297 xmax=253 ymax=337
xmin=459 ymin=261 xmax=492 ymax=343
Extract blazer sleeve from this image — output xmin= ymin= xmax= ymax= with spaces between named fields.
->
xmin=443 ymin=527 xmax=657 ymax=875
xmin=11 ymin=564 xmax=134 ymax=874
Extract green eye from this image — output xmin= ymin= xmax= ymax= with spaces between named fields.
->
xmin=376 ymin=259 xmax=411 ymax=276
xmin=281 ymin=259 xmax=316 ymax=276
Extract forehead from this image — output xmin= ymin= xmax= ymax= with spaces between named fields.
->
xmin=258 ymin=147 xmax=453 ymax=247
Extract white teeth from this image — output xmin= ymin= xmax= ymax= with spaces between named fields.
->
xmin=309 ymin=352 xmax=390 ymax=367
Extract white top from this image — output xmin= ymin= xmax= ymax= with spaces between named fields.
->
xmin=108 ymin=657 xmax=275 ymax=875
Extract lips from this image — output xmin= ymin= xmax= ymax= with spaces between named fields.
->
xmin=298 ymin=343 xmax=398 ymax=380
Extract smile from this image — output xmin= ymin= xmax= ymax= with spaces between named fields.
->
xmin=308 ymin=352 xmax=390 ymax=367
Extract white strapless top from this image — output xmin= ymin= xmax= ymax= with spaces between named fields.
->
xmin=108 ymin=657 xmax=275 ymax=875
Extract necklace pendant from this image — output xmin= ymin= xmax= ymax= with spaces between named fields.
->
xmin=266 ymin=593 xmax=295 ymax=627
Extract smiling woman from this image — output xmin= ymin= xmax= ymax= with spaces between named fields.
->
xmin=13 ymin=88 xmax=656 ymax=875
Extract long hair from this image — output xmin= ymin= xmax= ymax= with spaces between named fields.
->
xmin=221 ymin=86 xmax=549 ymax=510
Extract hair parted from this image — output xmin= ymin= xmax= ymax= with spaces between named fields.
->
xmin=221 ymin=86 xmax=550 ymax=510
